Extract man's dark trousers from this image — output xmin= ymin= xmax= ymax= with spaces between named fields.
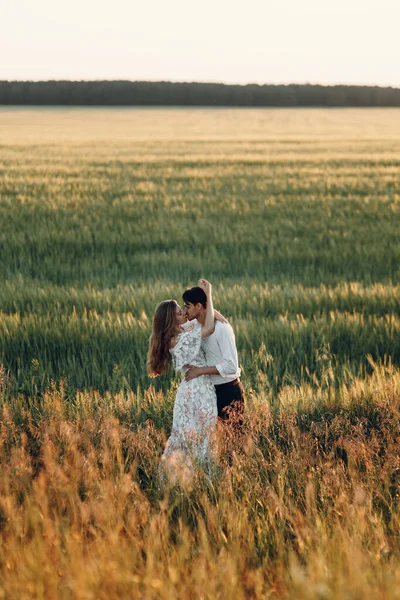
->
xmin=214 ymin=379 xmax=244 ymax=427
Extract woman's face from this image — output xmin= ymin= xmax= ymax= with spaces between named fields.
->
xmin=174 ymin=303 xmax=187 ymax=326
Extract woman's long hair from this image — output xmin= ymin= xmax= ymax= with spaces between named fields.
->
xmin=147 ymin=300 xmax=178 ymax=377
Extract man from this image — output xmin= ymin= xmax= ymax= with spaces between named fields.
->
xmin=182 ymin=286 xmax=244 ymax=427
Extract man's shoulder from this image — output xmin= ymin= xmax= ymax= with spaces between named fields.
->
xmin=214 ymin=320 xmax=234 ymax=336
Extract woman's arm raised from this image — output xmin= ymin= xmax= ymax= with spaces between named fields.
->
xmin=199 ymin=279 xmax=215 ymax=339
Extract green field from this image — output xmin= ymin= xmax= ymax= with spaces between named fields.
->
xmin=0 ymin=108 xmax=399 ymax=598
xmin=1 ymin=108 xmax=399 ymax=396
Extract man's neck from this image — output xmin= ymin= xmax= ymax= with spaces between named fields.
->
xmin=196 ymin=310 xmax=206 ymax=325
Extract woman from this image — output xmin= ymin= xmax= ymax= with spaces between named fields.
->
xmin=147 ymin=279 xmax=219 ymax=485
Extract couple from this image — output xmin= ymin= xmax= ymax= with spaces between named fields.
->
xmin=147 ymin=279 xmax=244 ymax=484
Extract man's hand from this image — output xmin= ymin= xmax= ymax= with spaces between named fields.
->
xmin=184 ymin=365 xmax=202 ymax=382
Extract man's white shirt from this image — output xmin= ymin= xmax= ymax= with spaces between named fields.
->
xmin=200 ymin=320 xmax=241 ymax=385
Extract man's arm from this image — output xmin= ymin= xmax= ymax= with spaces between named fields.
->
xmin=213 ymin=323 xmax=239 ymax=378
xmin=185 ymin=323 xmax=239 ymax=382
xmin=185 ymin=365 xmax=219 ymax=382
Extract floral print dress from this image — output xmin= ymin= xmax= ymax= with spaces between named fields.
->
xmin=160 ymin=320 xmax=218 ymax=483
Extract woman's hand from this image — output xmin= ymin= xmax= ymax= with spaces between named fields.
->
xmin=214 ymin=309 xmax=228 ymax=324
xmin=198 ymin=278 xmax=211 ymax=296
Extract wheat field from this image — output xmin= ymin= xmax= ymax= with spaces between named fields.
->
xmin=0 ymin=107 xmax=399 ymax=599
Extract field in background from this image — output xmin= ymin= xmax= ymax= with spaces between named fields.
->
xmin=0 ymin=108 xmax=399 ymax=395
xmin=0 ymin=108 xmax=399 ymax=598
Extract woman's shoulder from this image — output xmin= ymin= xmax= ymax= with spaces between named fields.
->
xmin=181 ymin=319 xmax=201 ymax=332
xmin=169 ymin=335 xmax=179 ymax=349
xmin=169 ymin=320 xmax=202 ymax=362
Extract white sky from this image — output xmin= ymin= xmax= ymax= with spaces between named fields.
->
xmin=1 ymin=0 xmax=400 ymax=87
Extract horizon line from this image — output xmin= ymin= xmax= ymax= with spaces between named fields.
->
xmin=1 ymin=79 xmax=400 ymax=91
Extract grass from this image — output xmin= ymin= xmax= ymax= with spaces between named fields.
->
xmin=0 ymin=364 xmax=399 ymax=598
xmin=0 ymin=107 xmax=399 ymax=598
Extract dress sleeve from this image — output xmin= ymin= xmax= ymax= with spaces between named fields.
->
xmin=180 ymin=319 xmax=197 ymax=332
xmin=171 ymin=320 xmax=202 ymax=370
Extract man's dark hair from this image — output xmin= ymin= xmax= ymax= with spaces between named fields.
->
xmin=182 ymin=286 xmax=207 ymax=308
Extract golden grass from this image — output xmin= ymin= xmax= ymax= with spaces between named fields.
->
xmin=0 ymin=364 xmax=399 ymax=599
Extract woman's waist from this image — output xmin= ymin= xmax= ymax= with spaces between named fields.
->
xmin=180 ymin=361 xmax=207 ymax=373
xmin=178 ymin=370 xmax=212 ymax=385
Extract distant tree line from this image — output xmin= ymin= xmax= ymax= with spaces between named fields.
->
xmin=1 ymin=80 xmax=400 ymax=107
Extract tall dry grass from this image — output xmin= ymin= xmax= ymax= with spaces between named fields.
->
xmin=0 ymin=363 xmax=399 ymax=599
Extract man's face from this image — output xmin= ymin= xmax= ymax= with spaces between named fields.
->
xmin=184 ymin=301 xmax=202 ymax=321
